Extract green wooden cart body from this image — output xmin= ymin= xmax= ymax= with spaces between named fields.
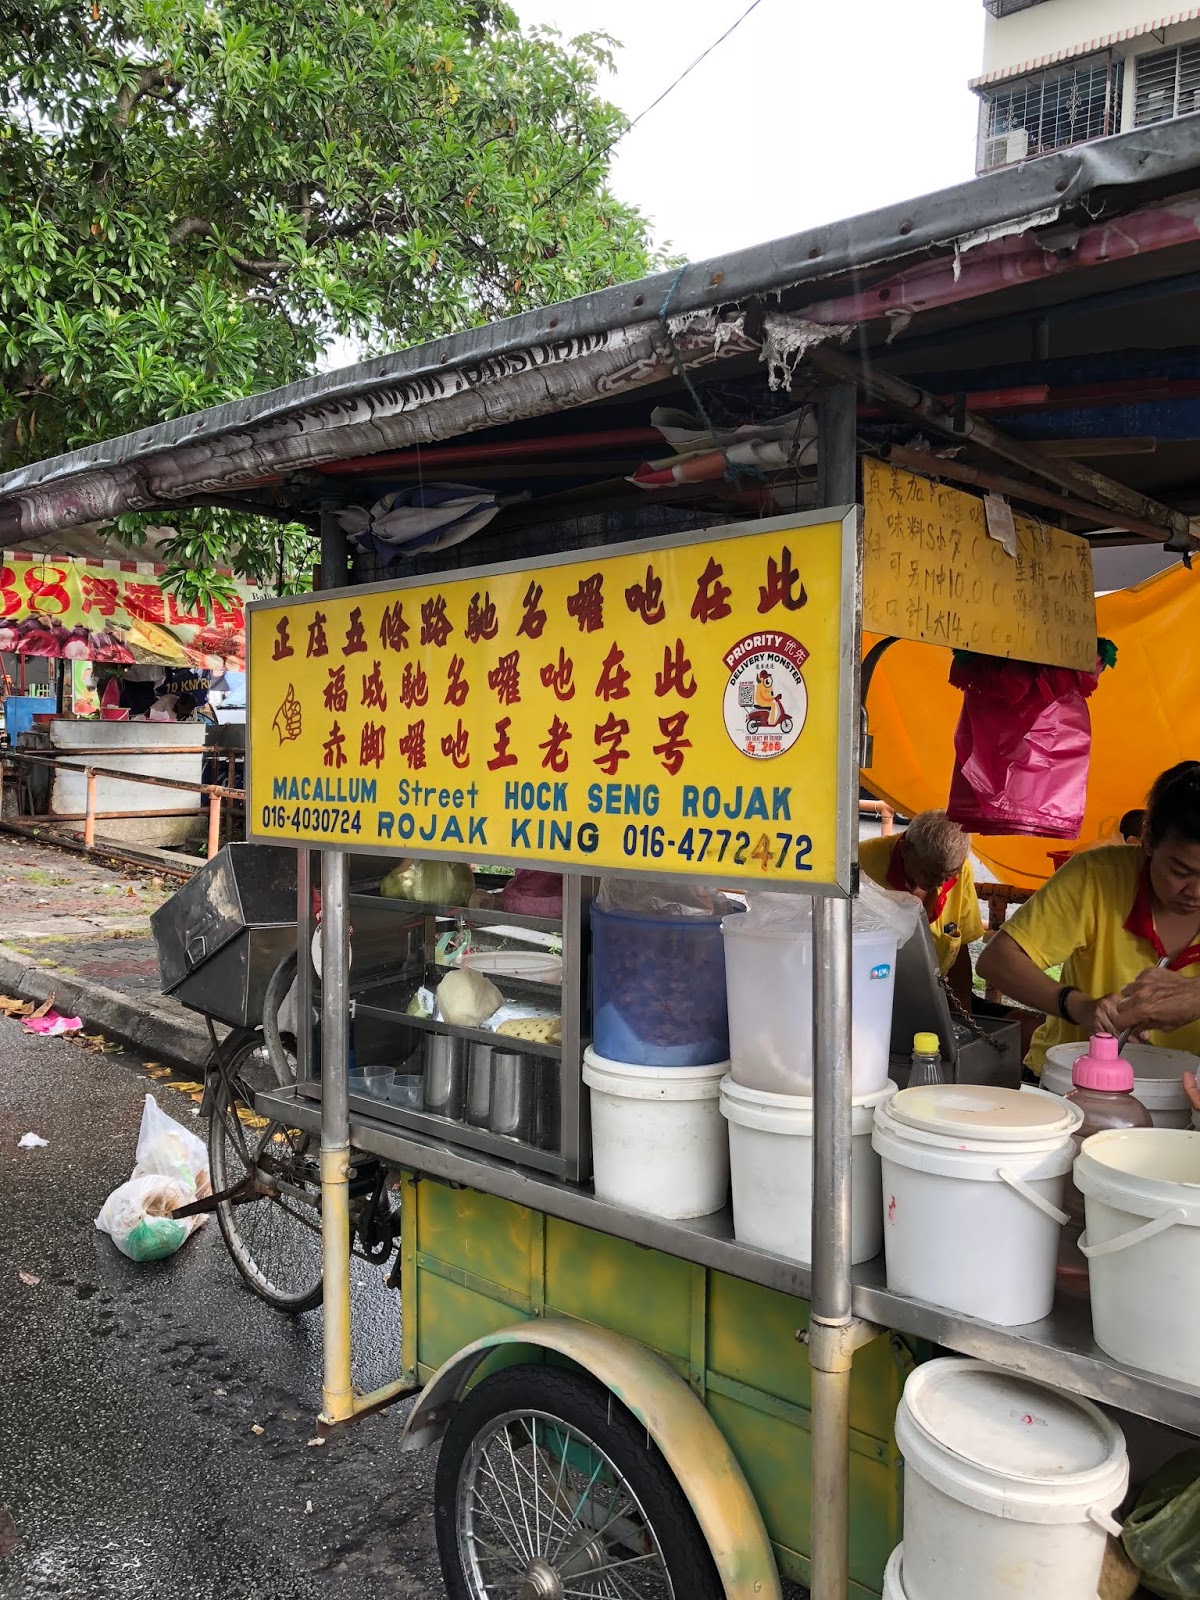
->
xmin=398 ymin=1173 xmax=913 ymax=1598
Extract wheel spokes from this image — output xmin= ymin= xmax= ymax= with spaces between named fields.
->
xmin=459 ymin=1410 xmax=674 ymax=1600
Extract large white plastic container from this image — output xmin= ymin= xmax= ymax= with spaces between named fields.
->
xmin=896 ymin=1359 xmax=1128 ymax=1600
xmin=1077 ymin=1126 xmax=1200 ymax=1384
xmin=722 ymin=905 xmax=897 ymax=1095
xmin=882 ymin=1545 xmax=908 ymax=1600
xmin=720 ymin=1078 xmax=895 ymax=1265
xmin=1044 ymin=1040 xmax=1196 ymax=1129
xmin=50 ymin=718 xmax=207 ymax=846
xmin=583 ymin=1048 xmax=728 ymax=1220
xmin=872 ymin=1085 xmax=1078 ymax=1325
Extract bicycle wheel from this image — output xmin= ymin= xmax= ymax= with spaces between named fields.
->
xmin=435 ymin=1364 xmax=723 ymax=1600
xmin=207 ymin=1030 xmax=329 ymax=1314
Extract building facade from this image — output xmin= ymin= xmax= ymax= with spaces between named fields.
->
xmin=975 ymin=1 xmax=1200 ymax=171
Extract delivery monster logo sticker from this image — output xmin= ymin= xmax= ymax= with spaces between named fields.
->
xmin=722 ymin=632 xmax=809 ymax=759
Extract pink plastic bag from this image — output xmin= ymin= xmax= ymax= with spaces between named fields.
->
xmin=946 ymin=654 xmax=1100 ymax=839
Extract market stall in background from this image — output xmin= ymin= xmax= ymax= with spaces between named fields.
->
xmin=0 ymin=553 xmax=261 ymax=850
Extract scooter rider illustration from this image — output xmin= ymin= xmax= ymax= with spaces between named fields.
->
xmin=746 ymin=668 xmax=794 ymax=734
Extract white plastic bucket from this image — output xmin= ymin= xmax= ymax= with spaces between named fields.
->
xmin=882 ymin=1545 xmax=908 ymax=1600
xmin=720 ymin=1079 xmax=895 ymax=1265
xmin=1076 ymin=1127 xmax=1200 ymax=1384
xmin=897 ymin=1359 xmax=1127 ymax=1600
xmin=873 ymin=1085 xmax=1078 ymax=1325
xmin=721 ymin=915 xmax=897 ymax=1095
xmin=583 ymin=1049 xmax=728 ymax=1220
xmin=1044 ymin=1040 xmax=1196 ymax=1128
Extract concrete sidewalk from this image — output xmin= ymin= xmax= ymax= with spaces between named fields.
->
xmin=0 ymin=834 xmax=211 ymax=1067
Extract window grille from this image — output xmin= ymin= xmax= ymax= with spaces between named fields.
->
xmin=1134 ymin=41 xmax=1200 ymax=126
xmin=977 ymin=53 xmax=1122 ymax=171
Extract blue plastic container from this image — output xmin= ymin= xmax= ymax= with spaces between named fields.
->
xmin=4 ymin=695 xmax=52 ymax=740
xmin=591 ymin=904 xmax=738 ymax=1067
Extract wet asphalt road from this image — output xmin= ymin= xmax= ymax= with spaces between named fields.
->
xmin=0 ymin=1018 xmax=441 ymax=1600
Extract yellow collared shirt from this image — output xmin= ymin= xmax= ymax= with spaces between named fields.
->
xmin=1002 ymin=844 xmax=1200 ymax=1074
xmin=859 ymin=834 xmax=984 ymax=978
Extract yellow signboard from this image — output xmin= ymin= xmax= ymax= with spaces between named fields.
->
xmin=248 ymin=512 xmax=858 ymax=891
xmin=863 ymin=459 xmax=1097 ymax=672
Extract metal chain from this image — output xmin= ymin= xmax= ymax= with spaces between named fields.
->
xmin=939 ymin=973 xmax=1007 ymax=1053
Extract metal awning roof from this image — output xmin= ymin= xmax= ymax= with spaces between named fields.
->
xmin=5 ymin=119 xmax=1200 ymax=547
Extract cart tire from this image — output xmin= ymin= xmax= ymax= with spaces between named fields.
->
xmin=207 ymin=1029 xmax=327 ymax=1315
xmin=434 ymin=1363 xmax=723 ymax=1600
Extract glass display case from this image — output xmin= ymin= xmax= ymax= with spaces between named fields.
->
xmin=296 ymin=858 xmax=590 ymax=1181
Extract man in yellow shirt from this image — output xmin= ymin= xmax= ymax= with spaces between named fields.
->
xmin=860 ymin=811 xmax=984 ymax=1006
xmin=977 ymin=760 xmax=1200 ymax=1078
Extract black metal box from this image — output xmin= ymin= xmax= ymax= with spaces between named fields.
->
xmin=151 ymin=842 xmax=297 ymax=1028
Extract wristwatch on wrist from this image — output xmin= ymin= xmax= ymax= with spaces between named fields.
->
xmin=1057 ymin=985 xmax=1082 ymax=1023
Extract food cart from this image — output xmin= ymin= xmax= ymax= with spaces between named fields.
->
xmin=10 ymin=118 xmax=1200 ymax=1600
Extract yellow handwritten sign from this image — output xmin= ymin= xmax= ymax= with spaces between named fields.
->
xmin=863 ymin=459 xmax=1096 ymax=671
xmin=248 ymin=512 xmax=858 ymax=891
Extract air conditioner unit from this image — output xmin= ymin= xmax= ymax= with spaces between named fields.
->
xmin=982 ymin=128 xmax=1031 ymax=169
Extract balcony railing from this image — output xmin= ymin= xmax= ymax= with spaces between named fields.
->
xmin=983 ymin=0 xmax=1051 ymax=16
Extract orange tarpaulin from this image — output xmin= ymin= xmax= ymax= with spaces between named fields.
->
xmin=863 ymin=560 xmax=1200 ymax=890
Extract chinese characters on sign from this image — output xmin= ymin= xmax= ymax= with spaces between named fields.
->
xmin=249 ymin=519 xmax=854 ymax=888
xmin=862 ymin=459 xmax=1097 ymax=672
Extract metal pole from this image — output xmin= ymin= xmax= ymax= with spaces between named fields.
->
xmin=296 ymin=849 xmax=313 ymax=1087
xmin=810 ymin=380 xmax=858 ymax=1600
xmin=84 ymin=770 xmax=97 ymax=850
xmin=319 ymin=507 xmax=349 ymax=592
xmin=207 ymin=792 xmax=222 ymax=858
xmin=319 ymin=849 xmax=354 ymax=1424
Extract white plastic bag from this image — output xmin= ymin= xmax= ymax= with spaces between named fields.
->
xmin=856 ymin=874 xmax=923 ymax=944
xmin=596 ymin=877 xmax=740 ymax=919
xmin=736 ymin=880 xmax=921 ymax=944
xmin=132 ymin=1093 xmax=211 ymax=1199
xmin=95 ymin=1174 xmax=205 ymax=1262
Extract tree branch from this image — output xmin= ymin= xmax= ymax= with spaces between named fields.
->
xmin=93 ymin=63 xmax=174 ymax=187
xmin=169 ymin=216 xmax=215 ymax=246
xmin=168 ymin=217 xmax=287 ymax=278
xmin=115 ymin=64 xmax=172 ymax=130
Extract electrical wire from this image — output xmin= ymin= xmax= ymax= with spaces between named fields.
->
xmin=542 ymin=0 xmax=770 ymax=208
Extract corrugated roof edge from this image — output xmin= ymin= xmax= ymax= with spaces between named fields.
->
xmin=2 ymin=120 xmax=1199 ymax=503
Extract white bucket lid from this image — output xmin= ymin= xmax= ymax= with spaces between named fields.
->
xmin=582 ymin=1047 xmax=728 ymax=1102
xmin=895 ymin=1359 xmax=1128 ymax=1525
xmin=1075 ymin=1127 xmax=1200 ymax=1224
xmin=885 ymin=1083 xmax=1077 ymax=1143
xmin=719 ymin=1075 xmax=896 ymax=1135
xmin=1044 ymin=1041 xmax=1195 ymax=1111
xmin=882 ymin=1545 xmax=908 ymax=1600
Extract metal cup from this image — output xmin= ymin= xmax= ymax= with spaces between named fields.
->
xmin=489 ymin=1051 xmax=537 ymax=1142
xmin=466 ymin=1042 xmax=494 ymax=1127
xmin=423 ymin=1034 xmax=467 ymax=1120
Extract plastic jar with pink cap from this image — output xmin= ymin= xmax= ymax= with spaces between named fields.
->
xmin=1057 ymin=1033 xmax=1153 ymax=1298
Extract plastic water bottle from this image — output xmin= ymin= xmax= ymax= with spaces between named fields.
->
xmin=908 ymin=1031 xmax=945 ymax=1088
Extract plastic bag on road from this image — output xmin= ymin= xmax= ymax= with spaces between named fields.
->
xmin=95 ymin=1174 xmax=206 ymax=1262
xmin=133 ymin=1093 xmax=211 ymax=1198
xmin=94 ymin=1094 xmax=210 ymax=1263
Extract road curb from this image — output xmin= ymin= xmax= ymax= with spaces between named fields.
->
xmin=0 ymin=943 xmax=211 ymax=1068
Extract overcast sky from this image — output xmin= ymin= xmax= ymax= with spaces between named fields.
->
xmin=321 ymin=2 xmax=986 ymax=367
xmin=513 ymin=0 xmax=987 ymax=261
